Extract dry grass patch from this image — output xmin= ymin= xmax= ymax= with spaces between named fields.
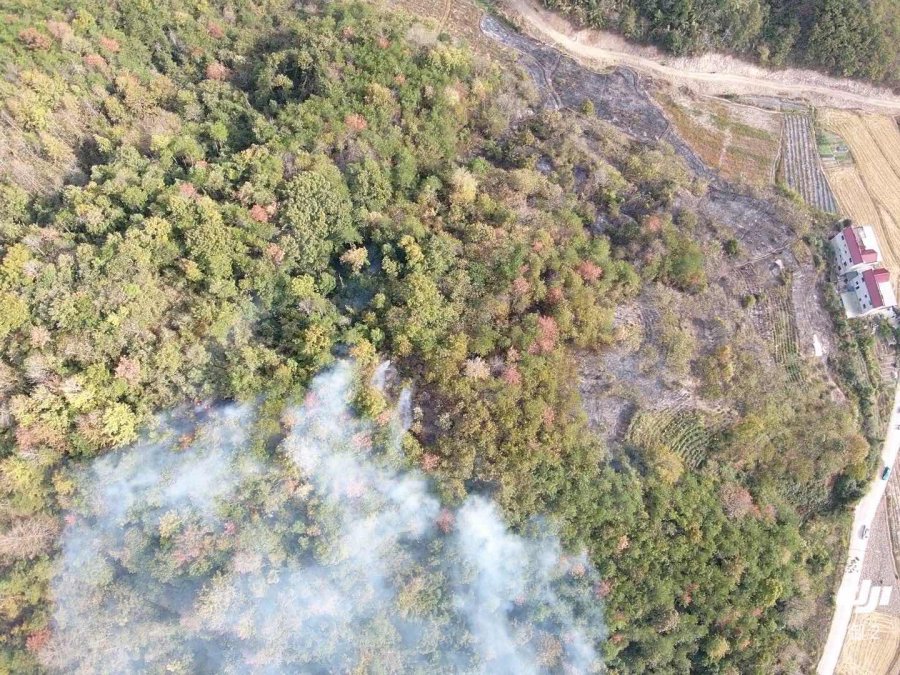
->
xmin=380 ymin=0 xmax=490 ymax=51
xmin=656 ymin=91 xmax=781 ymax=186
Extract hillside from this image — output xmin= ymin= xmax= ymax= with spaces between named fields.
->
xmin=0 ymin=1 xmax=885 ymax=673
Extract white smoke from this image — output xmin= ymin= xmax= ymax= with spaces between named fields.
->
xmin=42 ymin=362 xmax=605 ymax=673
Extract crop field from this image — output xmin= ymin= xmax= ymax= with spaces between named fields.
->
xmin=886 ymin=475 xmax=900 ymax=590
xmin=626 ymin=407 xmax=713 ymax=470
xmin=745 ymin=278 xmax=805 ymax=381
xmin=766 ymin=283 xmax=803 ymax=382
xmin=781 ymin=114 xmax=838 ymax=212
xmin=837 ymin=612 xmax=900 ymax=675
xmin=821 ymin=112 xmax=900 ymax=298
xmin=817 ymin=129 xmax=852 ymax=169
xmin=656 ymin=92 xmax=781 ymax=186
xmin=862 ymin=116 xmax=900 ymax=177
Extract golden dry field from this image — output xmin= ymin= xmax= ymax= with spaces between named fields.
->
xmin=821 ymin=112 xmax=900 ymax=297
xmin=656 ymin=92 xmax=781 ymax=186
xmin=827 ymin=166 xmax=882 ymax=226
xmin=837 ymin=612 xmax=900 ymax=675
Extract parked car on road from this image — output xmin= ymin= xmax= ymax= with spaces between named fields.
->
xmin=883 ymin=466 xmax=892 ymax=480
xmin=861 ymin=525 xmax=870 ymax=539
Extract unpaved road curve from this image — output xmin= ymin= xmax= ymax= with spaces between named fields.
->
xmin=501 ymin=0 xmax=900 ymax=114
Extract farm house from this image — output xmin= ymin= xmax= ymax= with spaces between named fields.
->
xmin=830 ymin=223 xmax=897 ymax=319
xmin=841 ymin=267 xmax=896 ymax=319
xmin=830 ymin=225 xmax=882 ymax=275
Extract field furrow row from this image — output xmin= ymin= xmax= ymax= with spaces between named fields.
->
xmin=782 ymin=114 xmax=837 ymax=213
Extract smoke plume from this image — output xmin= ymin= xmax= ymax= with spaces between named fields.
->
xmin=42 ymin=363 xmax=605 ymax=673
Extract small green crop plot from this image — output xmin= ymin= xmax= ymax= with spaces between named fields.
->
xmin=817 ymin=129 xmax=852 ymax=167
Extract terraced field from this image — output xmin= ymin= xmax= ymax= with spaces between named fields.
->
xmin=781 ymin=114 xmax=838 ymax=212
xmin=626 ymin=407 xmax=714 ymax=470
xmin=766 ymin=281 xmax=803 ymax=382
xmin=822 ymin=112 xmax=900 ymax=298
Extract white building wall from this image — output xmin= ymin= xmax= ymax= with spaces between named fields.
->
xmin=850 ymin=274 xmax=874 ymax=312
xmin=831 ymin=232 xmax=856 ymax=274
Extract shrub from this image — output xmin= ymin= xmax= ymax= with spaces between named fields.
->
xmin=18 ymin=28 xmax=52 ymax=51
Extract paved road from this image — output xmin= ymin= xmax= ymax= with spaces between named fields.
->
xmin=818 ymin=382 xmax=900 ymax=674
xmin=504 ymin=0 xmax=900 ymax=114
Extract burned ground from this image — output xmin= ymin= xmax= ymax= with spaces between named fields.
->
xmin=480 ymin=12 xmax=844 ymax=449
xmin=482 ymin=15 xmax=711 ymax=179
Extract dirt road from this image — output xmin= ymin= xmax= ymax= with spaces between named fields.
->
xmin=501 ymin=0 xmax=900 ymax=114
xmin=817 ymin=382 xmax=900 ymax=674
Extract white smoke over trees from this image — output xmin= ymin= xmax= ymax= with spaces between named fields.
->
xmin=41 ymin=363 xmax=606 ymax=673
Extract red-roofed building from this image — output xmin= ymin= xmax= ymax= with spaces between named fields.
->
xmin=846 ymin=267 xmax=896 ymax=317
xmin=833 ymin=224 xmax=896 ymax=319
xmin=831 ymin=225 xmax=882 ymax=275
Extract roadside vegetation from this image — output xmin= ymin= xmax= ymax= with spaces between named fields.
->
xmin=0 ymin=1 xmax=878 ymax=672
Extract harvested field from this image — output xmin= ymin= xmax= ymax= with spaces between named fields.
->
xmin=822 ymin=112 xmax=900 ymax=298
xmin=862 ymin=117 xmax=900 ymax=177
xmin=886 ymin=475 xmax=900 ymax=596
xmin=837 ymin=612 xmax=900 ymax=675
xmin=781 ymin=114 xmax=838 ymax=213
xmin=656 ymin=91 xmax=781 ymax=186
xmin=827 ymin=166 xmax=881 ymax=226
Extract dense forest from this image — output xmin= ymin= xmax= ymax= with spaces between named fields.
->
xmin=543 ymin=0 xmax=900 ymax=87
xmin=0 ymin=0 xmax=878 ymax=672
